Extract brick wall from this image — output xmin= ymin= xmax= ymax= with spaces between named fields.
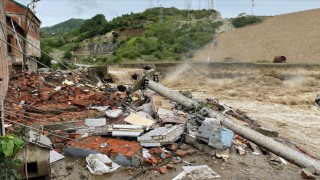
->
xmin=5 ymin=0 xmax=41 ymax=42
xmin=0 ymin=1 xmax=9 ymax=99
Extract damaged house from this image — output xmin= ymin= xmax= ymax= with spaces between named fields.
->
xmin=5 ymin=0 xmax=41 ymax=72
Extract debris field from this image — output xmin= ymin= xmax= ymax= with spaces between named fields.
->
xmin=3 ymin=68 xmax=320 ymax=179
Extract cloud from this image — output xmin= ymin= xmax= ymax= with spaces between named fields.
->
xmin=73 ymin=5 xmax=84 ymax=15
xmin=68 ymin=0 xmax=100 ymax=9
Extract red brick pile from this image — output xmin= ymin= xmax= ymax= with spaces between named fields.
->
xmin=69 ymin=136 xmax=142 ymax=160
xmin=4 ymin=73 xmax=123 ymax=125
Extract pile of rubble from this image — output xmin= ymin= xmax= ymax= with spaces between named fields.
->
xmin=3 ymin=70 xmax=320 ymax=179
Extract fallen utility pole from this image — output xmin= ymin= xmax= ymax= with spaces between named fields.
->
xmin=147 ymin=80 xmax=320 ymax=171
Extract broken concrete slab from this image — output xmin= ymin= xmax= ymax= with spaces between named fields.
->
xmin=124 ymin=113 xmax=155 ymax=127
xmin=185 ymin=134 xmax=216 ymax=156
xmin=301 ymin=168 xmax=316 ymax=179
xmin=196 ymin=118 xmax=225 ymax=149
xmin=111 ymin=124 xmax=144 ymax=137
xmin=106 ymin=109 xmax=123 ymax=118
xmin=215 ymin=149 xmax=230 ymax=159
xmin=151 ymin=95 xmax=172 ymax=112
xmin=114 ymin=154 xmax=142 ymax=167
xmin=221 ymin=128 xmax=234 ymax=148
xmin=50 ymin=150 xmax=65 ymax=163
xmin=138 ymin=125 xmax=184 ymax=147
xmin=29 ymin=130 xmax=52 ymax=148
xmin=85 ymin=118 xmax=106 ymax=127
xmin=63 ymin=147 xmax=98 ymax=158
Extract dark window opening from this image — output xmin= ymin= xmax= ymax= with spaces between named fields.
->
xmin=7 ymin=35 xmax=13 ymax=54
xmin=26 ymin=162 xmax=38 ymax=173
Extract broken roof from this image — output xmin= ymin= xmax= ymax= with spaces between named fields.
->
xmin=8 ymin=0 xmax=42 ymax=24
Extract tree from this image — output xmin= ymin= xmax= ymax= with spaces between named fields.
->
xmin=79 ymin=14 xmax=107 ymax=37
xmin=39 ymin=46 xmax=52 ymax=68
xmin=63 ymin=51 xmax=72 ymax=60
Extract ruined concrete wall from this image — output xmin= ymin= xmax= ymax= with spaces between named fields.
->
xmin=6 ymin=17 xmax=25 ymax=64
xmin=5 ymin=0 xmax=41 ymax=39
xmin=26 ymin=56 xmax=38 ymax=72
xmin=26 ymin=34 xmax=40 ymax=58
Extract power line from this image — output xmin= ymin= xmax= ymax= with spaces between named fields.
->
xmin=4 ymin=118 xmax=142 ymax=148
xmin=4 ymin=118 xmax=78 ymax=141
xmin=3 ymin=111 xmax=76 ymax=136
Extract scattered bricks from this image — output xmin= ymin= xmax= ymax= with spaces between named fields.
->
xmin=53 ymin=138 xmax=64 ymax=143
xmin=167 ymin=163 xmax=174 ymax=169
xmin=55 ymin=148 xmax=62 ymax=153
xmin=69 ymin=133 xmax=81 ymax=139
xmin=149 ymin=147 xmax=163 ymax=155
xmin=301 ymin=168 xmax=316 ymax=179
xmin=72 ymin=99 xmax=92 ymax=108
xmin=125 ymin=151 xmax=135 ymax=159
xmin=175 ymin=150 xmax=188 ymax=158
xmin=167 ymin=143 xmax=179 ymax=151
xmin=187 ymin=149 xmax=197 ymax=155
xmin=144 ymin=158 xmax=152 ymax=164
xmin=101 ymin=148 xmax=112 ymax=156
xmin=165 ymin=152 xmax=171 ymax=159
xmin=41 ymin=131 xmax=49 ymax=136
xmin=159 ymin=167 xmax=167 ymax=174
xmin=150 ymin=157 xmax=158 ymax=164
xmin=179 ymin=144 xmax=189 ymax=150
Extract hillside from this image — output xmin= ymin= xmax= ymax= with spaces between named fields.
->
xmin=41 ymin=18 xmax=85 ymax=34
xmin=194 ymin=9 xmax=320 ymax=63
xmin=40 ymin=8 xmax=221 ymax=66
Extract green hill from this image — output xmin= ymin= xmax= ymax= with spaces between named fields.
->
xmin=40 ymin=8 xmax=222 ymax=67
xmin=41 ymin=18 xmax=85 ymax=34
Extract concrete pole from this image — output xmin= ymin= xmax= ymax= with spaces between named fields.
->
xmin=147 ymin=80 xmax=320 ymax=171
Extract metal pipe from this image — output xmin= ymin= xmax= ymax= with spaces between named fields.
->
xmin=147 ymin=80 xmax=320 ymax=170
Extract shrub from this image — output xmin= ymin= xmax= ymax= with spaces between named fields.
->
xmin=0 ymin=135 xmax=25 ymax=179
xmin=63 ymin=51 xmax=72 ymax=60
xmin=231 ymin=15 xmax=262 ymax=28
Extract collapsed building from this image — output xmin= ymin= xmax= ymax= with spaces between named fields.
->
xmin=4 ymin=0 xmax=41 ymax=72
xmin=1 ymin=66 xmax=320 ymax=179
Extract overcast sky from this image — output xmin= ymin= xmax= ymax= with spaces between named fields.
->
xmin=15 ymin=0 xmax=320 ymax=27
